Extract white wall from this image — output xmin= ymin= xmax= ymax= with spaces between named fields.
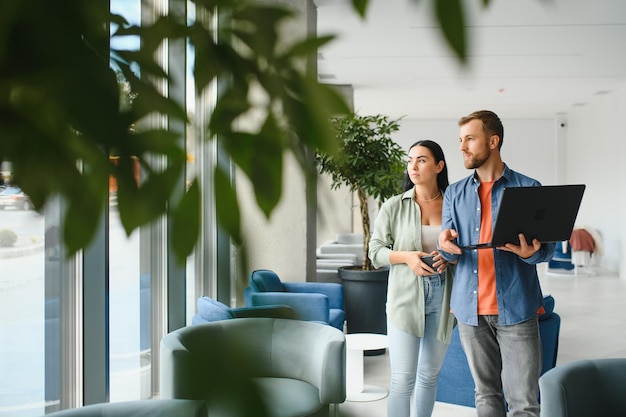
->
xmin=239 ymin=153 xmax=310 ymax=282
xmin=316 ymin=84 xmax=355 ymax=246
xmin=561 ymin=85 xmax=626 ymax=274
xmin=621 ymin=84 xmax=626 ymax=278
xmin=393 ymin=117 xmax=556 ymax=185
xmin=238 ymin=0 xmax=315 ymax=285
xmin=317 ymin=174 xmax=354 ymax=244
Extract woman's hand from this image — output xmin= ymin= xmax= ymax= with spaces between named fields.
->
xmin=406 ymin=251 xmax=447 ymax=276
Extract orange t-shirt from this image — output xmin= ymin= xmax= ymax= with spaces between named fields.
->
xmin=477 ymin=181 xmax=498 ymax=315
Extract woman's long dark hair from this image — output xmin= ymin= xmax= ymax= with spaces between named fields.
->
xmin=402 ymin=140 xmax=449 ymax=192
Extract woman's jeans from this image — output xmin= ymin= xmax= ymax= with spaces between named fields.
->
xmin=458 ymin=316 xmax=542 ymax=417
xmin=387 ymin=274 xmax=449 ymax=417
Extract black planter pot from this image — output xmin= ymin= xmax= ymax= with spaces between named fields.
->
xmin=339 ymin=266 xmax=389 ymax=355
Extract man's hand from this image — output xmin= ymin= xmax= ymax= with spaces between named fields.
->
xmin=498 ymin=233 xmax=541 ymax=258
xmin=438 ymin=229 xmax=462 ymax=255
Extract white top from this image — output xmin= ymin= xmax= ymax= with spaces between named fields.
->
xmin=421 ymin=224 xmax=440 ymax=253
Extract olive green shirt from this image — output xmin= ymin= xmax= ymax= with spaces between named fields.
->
xmin=368 ymin=188 xmax=456 ymax=343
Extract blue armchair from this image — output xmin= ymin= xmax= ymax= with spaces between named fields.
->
xmin=191 ymin=296 xmax=295 ymax=324
xmin=244 ymin=269 xmax=346 ymax=331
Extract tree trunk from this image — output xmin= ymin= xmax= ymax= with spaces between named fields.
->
xmin=357 ymin=187 xmax=371 ymax=270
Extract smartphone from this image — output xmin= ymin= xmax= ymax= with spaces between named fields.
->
xmin=421 ymin=255 xmax=436 ymax=269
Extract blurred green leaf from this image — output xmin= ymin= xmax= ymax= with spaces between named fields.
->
xmin=434 ymin=0 xmax=467 ymax=63
xmin=214 ymin=165 xmax=241 ymax=245
xmin=116 ymin=157 xmax=185 ymax=235
xmin=231 ymin=5 xmax=292 ymax=57
xmin=172 ymin=179 xmax=201 ymax=262
xmin=0 ymin=0 xmax=471 ymax=260
xmin=218 ymin=122 xmax=283 ymax=218
xmin=351 ymin=0 xmax=369 ymax=18
xmin=283 ymin=35 xmax=336 ymax=59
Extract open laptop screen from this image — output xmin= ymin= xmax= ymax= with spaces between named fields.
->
xmin=460 ymin=184 xmax=586 ymax=250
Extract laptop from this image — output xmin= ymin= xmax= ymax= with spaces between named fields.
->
xmin=459 ymin=184 xmax=586 ymax=250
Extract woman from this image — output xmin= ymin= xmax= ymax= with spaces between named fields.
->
xmin=369 ymin=140 xmax=455 ymax=417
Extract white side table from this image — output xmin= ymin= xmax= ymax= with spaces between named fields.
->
xmin=345 ymin=333 xmax=389 ymax=401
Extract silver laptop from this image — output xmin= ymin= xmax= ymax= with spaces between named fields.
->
xmin=460 ymin=184 xmax=586 ymax=250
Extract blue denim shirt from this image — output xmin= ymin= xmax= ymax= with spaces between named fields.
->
xmin=438 ymin=164 xmax=555 ymax=326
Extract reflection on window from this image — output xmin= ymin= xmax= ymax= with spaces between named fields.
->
xmin=108 ymin=211 xmax=146 ymax=401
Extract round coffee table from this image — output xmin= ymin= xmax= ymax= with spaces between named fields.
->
xmin=345 ymin=333 xmax=389 ymax=401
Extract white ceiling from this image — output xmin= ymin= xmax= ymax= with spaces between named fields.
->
xmin=315 ymin=0 xmax=626 ymax=120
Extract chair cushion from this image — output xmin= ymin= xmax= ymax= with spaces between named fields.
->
xmin=253 ymin=377 xmax=324 ymax=417
xmin=196 ymin=296 xmax=234 ymax=321
xmin=251 ymin=270 xmax=285 ymax=292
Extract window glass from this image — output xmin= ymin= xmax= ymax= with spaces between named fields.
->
xmin=0 ymin=165 xmax=48 ymax=417
xmin=186 ymin=1 xmax=198 ymax=326
xmin=109 ymin=0 xmax=148 ymax=402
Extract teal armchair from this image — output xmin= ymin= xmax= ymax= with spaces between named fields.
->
xmin=160 ymin=317 xmax=346 ymax=417
xmin=539 ymin=358 xmax=626 ymax=417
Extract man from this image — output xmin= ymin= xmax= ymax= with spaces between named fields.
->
xmin=438 ymin=110 xmax=555 ymax=417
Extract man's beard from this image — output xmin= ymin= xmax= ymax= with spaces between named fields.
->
xmin=463 ymin=151 xmax=489 ymax=169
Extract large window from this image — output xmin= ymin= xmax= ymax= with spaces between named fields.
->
xmin=0 ymin=178 xmax=47 ymax=417
xmin=0 ymin=0 xmax=226 ymax=414
xmin=108 ymin=0 xmax=150 ymax=403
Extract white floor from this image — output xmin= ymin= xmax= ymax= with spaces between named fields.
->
xmin=337 ymin=266 xmax=626 ymax=417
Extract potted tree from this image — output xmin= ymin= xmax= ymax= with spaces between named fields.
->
xmin=316 ymin=113 xmax=406 ymax=270
xmin=316 ymin=113 xmax=406 ymax=340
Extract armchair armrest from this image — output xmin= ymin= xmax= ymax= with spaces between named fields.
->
xmin=298 ymin=324 xmax=346 ymax=404
xmin=250 ymin=292 xmax=330 ymax=324
xmin=283 ymin=282 xmax=344 ymax=310
xmin=267 ymin=319 xmax=346 ymax=405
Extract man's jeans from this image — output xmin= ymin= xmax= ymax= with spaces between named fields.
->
xmin=458 ymin=316 xmax=542 ymax=417
xmin=387 ymin=274 xmax=449 ymax=417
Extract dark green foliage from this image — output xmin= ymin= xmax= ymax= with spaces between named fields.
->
xmin=0 ymin=0 xmax=349 ymax=259
xmin=317 ymin=114 xmax=407 ymax=270
xmin=0 ymin=0 xmax=470 ymax=261
xmin=318 ymin=114 xmax=406 ymax=202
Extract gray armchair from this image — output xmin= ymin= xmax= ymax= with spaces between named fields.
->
xmin=160 ymin=317 xmax=346 ymax=417
xmin=539 ymin=358 xmax=626 ymax=417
